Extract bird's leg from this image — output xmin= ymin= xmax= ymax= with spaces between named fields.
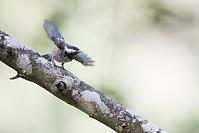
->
xmin=51 ymin=56 xmax=56 ymax=67
xmin=61 ymin=63 xmax=65 ymax=69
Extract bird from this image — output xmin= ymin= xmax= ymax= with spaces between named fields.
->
xmin=42 ymin=20 xmax=94 ymax=68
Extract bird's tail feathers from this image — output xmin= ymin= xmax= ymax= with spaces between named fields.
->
xmin=42 ymin=54 xmax=52 ymax=62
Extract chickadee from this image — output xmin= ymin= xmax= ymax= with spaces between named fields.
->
xmin=42 ymin=20 xmax=94 ymax=68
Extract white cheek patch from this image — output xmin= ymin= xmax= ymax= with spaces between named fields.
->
xmin=64 ymin=47 xmax=76 ymax=53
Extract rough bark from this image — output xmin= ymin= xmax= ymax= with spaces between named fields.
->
xmin=0 ymin=30 xmax=167 ymax=133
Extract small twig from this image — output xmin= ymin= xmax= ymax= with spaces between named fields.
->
xmin=10 ymin=73 xmax=22 ymax=80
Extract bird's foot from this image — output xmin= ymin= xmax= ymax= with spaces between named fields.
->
xmin=61 ymin=63 xmax=65 ymax=69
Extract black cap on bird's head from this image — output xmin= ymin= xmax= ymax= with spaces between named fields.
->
xmin=64 ymin=43 xmax=80 ymax=58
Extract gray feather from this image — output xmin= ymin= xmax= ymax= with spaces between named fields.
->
xmin=44 ymin=20 xmax=65 ymax=49
xmin=74 ymin=51 xmax=94 ymax=66
xmin=42 ymin=54 xmax=52 ymax=62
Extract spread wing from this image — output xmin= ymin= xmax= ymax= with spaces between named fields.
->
xmin=44 ymin=20 xmax=65 ymax=50
xmin=74 ymin=51 xmax=94 ymax=66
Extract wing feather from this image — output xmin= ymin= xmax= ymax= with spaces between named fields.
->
xmin=44 ymin=20 xmax=65 ymax=49
xmin=74 ymin=51 xmax=94 ymax=66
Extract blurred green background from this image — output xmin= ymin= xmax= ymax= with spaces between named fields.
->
xmin=0 ymin=0 xmax=199 ymax=132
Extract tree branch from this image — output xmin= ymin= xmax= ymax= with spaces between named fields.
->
xmin=0 ymin=30 xmax=166 ymax=133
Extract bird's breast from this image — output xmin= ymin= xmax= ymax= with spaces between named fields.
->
xmin=54 ymin=49 xmax=71 ymax=63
